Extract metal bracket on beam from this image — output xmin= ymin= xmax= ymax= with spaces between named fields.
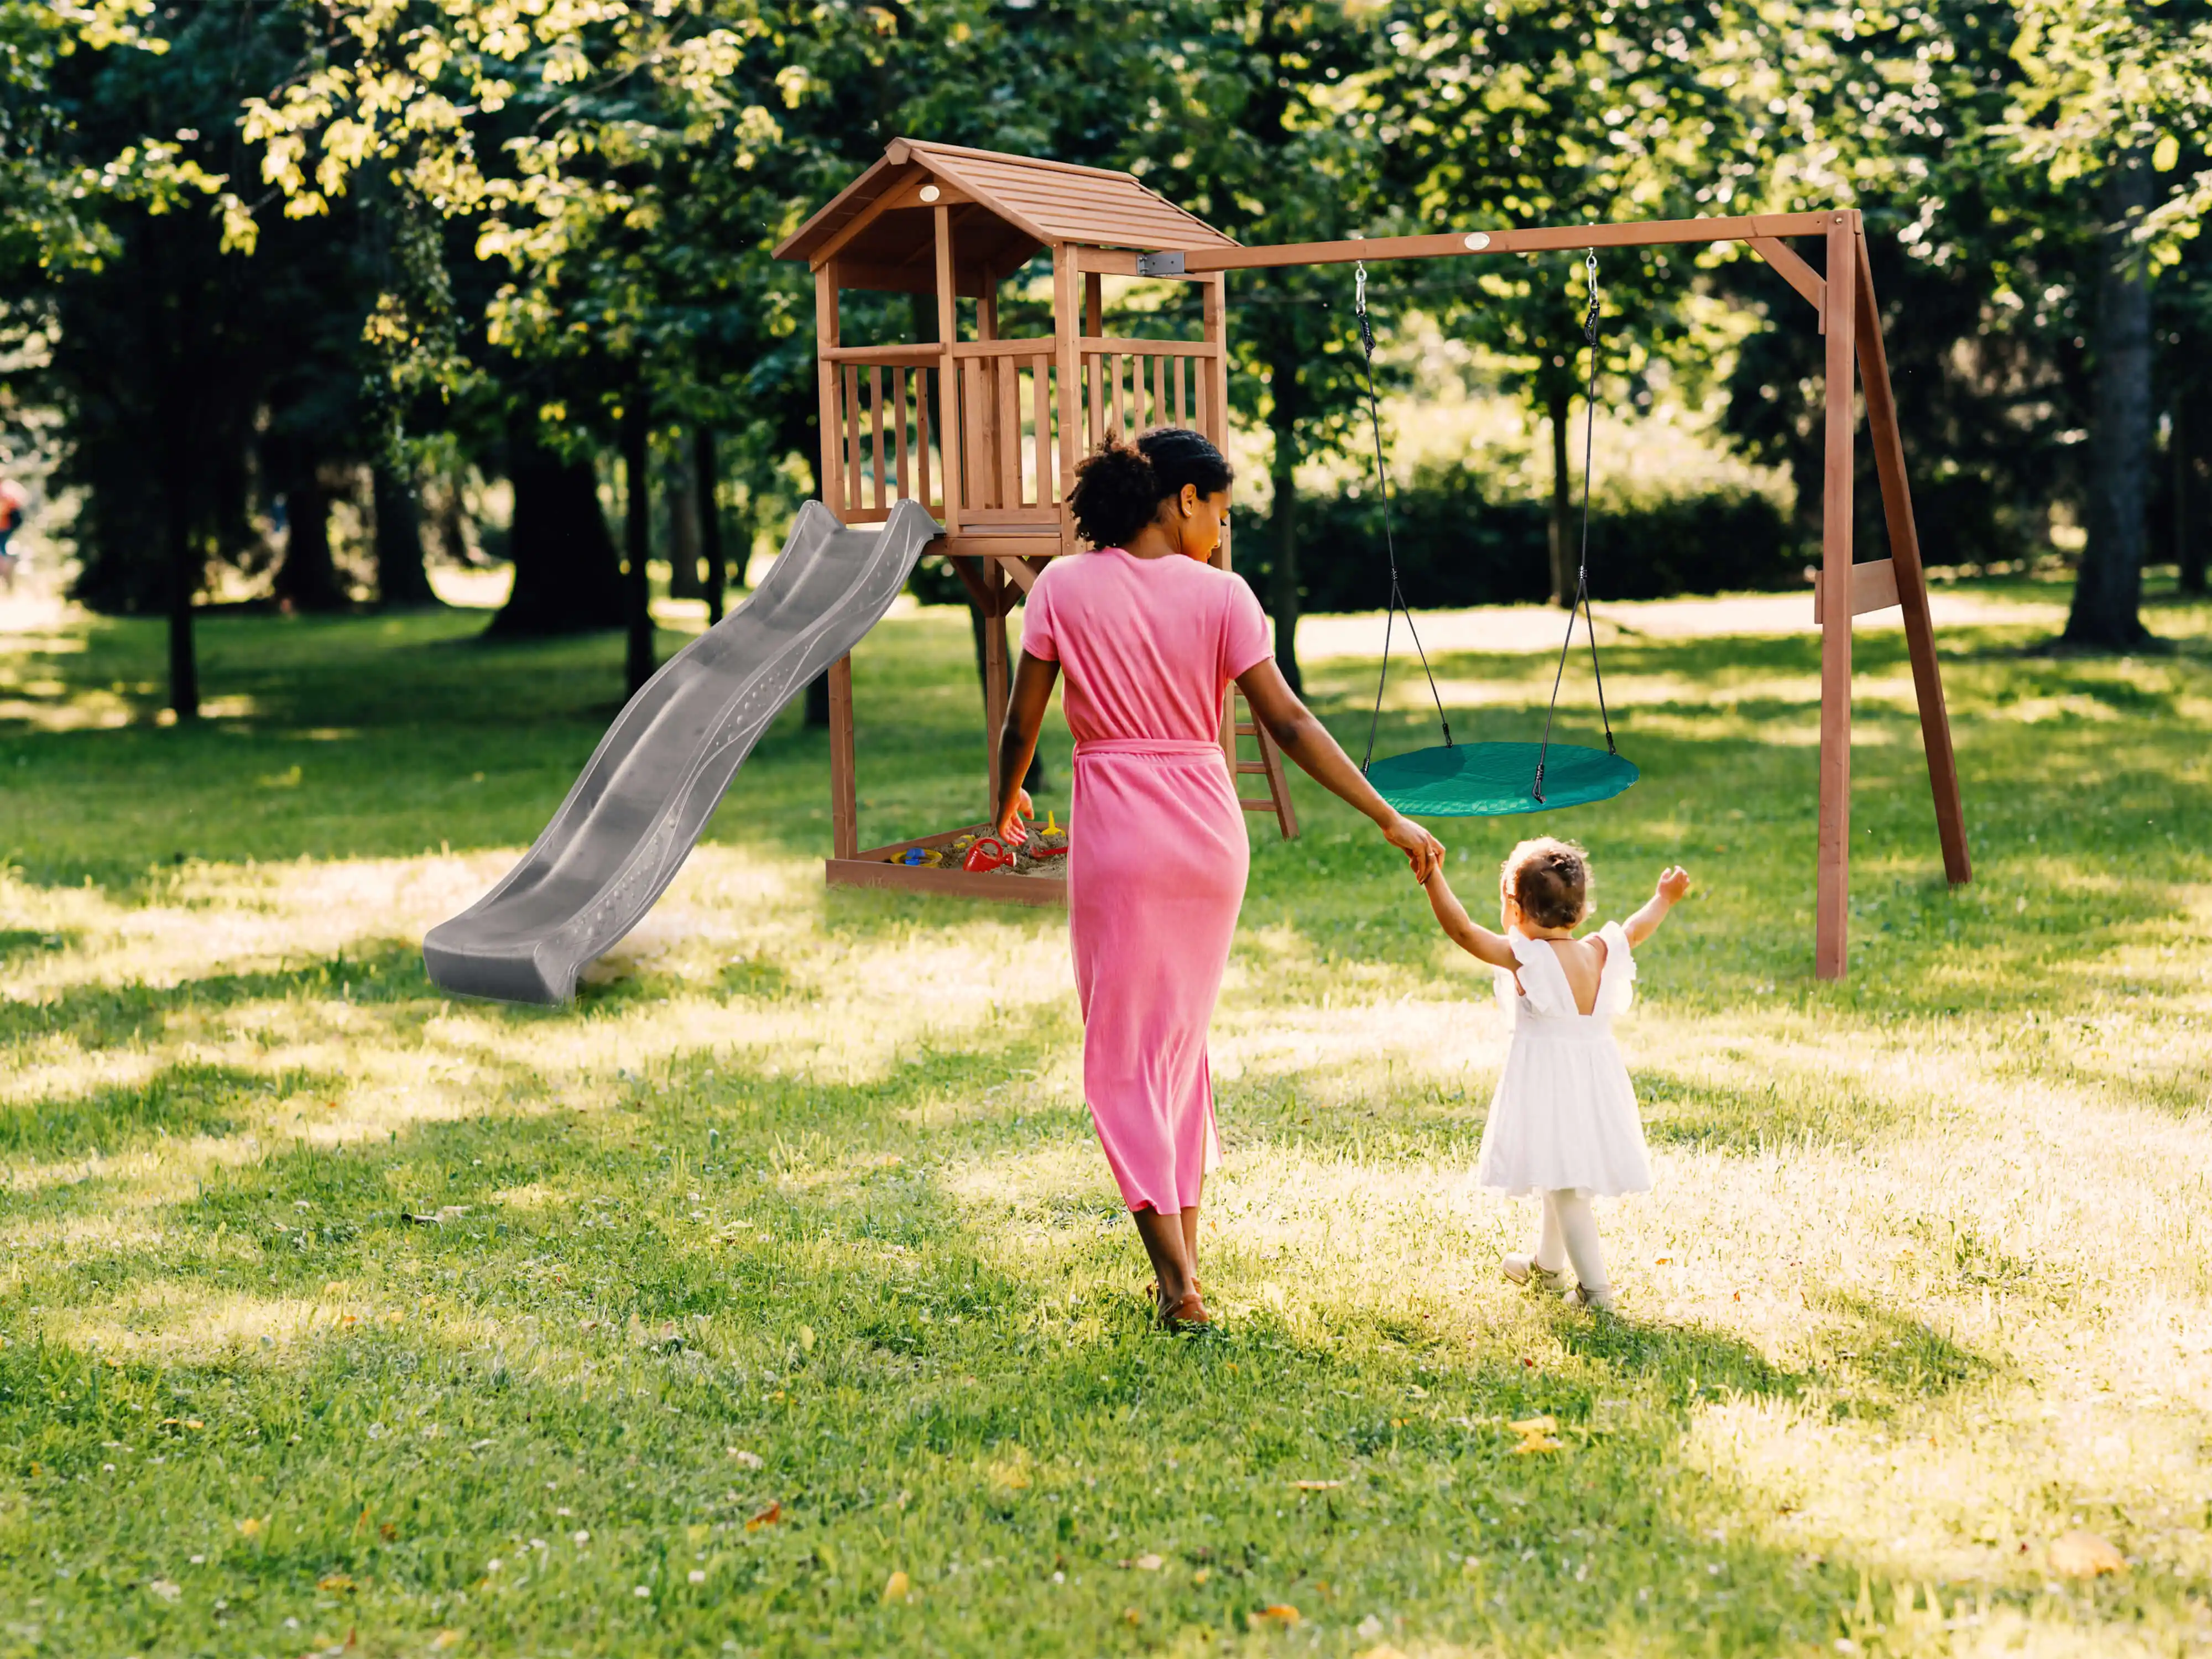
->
xmin=1135 ymin=250 xmax=1186 ymax=277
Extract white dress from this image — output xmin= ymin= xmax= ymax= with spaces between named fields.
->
xmin=1474 ymin=922 xmax=1653 ymax=1198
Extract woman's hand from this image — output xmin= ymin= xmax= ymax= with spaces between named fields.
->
xmin=1380 ymin=812 xmax=1444 ymax=882
xmin=995 ymin=787 xmax=1035 ymax=847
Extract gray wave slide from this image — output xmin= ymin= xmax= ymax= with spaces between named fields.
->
xmin=423 ymin=498 xmax=942 ymax=1005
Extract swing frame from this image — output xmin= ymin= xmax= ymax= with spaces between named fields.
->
xmin=780 ymin=140 xmax=1969 ymax=980
xmin=1125 ymin=206 xmax=1971 ymax=982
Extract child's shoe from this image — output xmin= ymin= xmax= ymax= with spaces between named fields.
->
xmin=1564 ymin=1282 xmax=1617 ymax=1313
xmin=1501 ymin=1253 xmax=1573 ymax=1293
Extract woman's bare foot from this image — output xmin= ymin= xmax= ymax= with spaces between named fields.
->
xmin=1158 ymin=1288 xmax=1212 ymax=1330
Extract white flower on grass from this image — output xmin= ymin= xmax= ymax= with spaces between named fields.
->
xmin=572 ymin=1531 xmax=590 ymax=1546
xmin=634 ymin=1585 xmax=650 ymax=1598
xmin=688 ymin=1570 xmax=706 ymax=1584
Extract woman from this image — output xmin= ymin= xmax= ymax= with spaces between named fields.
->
xmin=994 ymin=428 xmax=1445 ymax=1329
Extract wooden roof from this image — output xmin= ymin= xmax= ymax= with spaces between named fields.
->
xmin=773 ymin=139 xmax=1235 ymax=291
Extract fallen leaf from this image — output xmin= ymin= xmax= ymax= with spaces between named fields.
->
xmin=1290 ymin=1480 xmax=1342 ymax=1491
xmin=1131 ymin=1554 xmax=1164 ymax=1571
xmin=746 ymin=1501 xmax=782 ymax=1531
xmin=1122 ymin=1607 xmax=1141 ymax=1625
xmin=2049 ymin=1530 xmax=2125 ymax=1578
xmin=1507 ymin=1416 xmax=1558 ymax=1437
xmin=430 ymin=1632 xmax=462 ymax=1650
xmin=237 ymin=1516 xmax=265 ymax=1538
xmin=1249 ymin=1604 xmax=1301 ymax=1627
xmin=797 ymin=1325 xmax=816 ymax=1352
xmin=882 ymin=1569 xmax=910 ymax=1604
xmin=319 ymin=1573 xmax=356 ymax=1593
xmin=1192 ymin=1568 xmax=1212 ymax=1585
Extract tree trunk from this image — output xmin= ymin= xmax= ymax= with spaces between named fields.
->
xmin=273 ymin=475 xmax=346 ymax=611
xmin=2065 ymin=157 xmax=2156 ymax=649
xmin=165 ymin=452 xmax=198 ymax=720
xmin=665 ymin=430 xmax=703 ymax=599
xmin=2178 ymin=398 xmax=2208 ymax=597
xmin=1274 ymin=369 xmax=1301 ymax=695
xmin=488 ymin=422 xmax=623 ymax=636
xmin=372 ymin=465 xmax=441 ymax=607
xmin=1547 ymin=382 xmax=1574 ymax=609
xmin=697 ymin=426 xmax=725 ymax=624
xmin=623 ymin=393 xmax=655 ymax=696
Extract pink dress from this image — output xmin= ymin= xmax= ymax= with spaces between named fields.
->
xmin=1020 ymin=549 xmax=1272 ymax=1214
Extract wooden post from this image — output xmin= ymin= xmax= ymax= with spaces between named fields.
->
xmin=1815 ymin=211 xmax=1859 ymax=981
xmin=983 ymin=556 xmax=1009 ymax=818
xmin=828 ymin=656 xmax=858 ymax=860
xmin=1055 ymin=245 xmax=1081 ymax=542
xmin=1201 ymin=273 xmax=1228 ymax=446
xmin=814 ymin=264 xmax=842 ymax=513
xmin=933 ymin=206 xmax=962 ymax=534
xmin=1854 ymin=229 xmax=1971 ymax=887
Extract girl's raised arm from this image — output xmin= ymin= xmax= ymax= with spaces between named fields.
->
xmin=1422 ymin=867 xmax=1519 ymax=969
xmin=1623 ymin=865 xmax=1693 ymax=947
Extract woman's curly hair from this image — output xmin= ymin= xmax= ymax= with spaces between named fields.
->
xmin=1501 ymin=837 xmax=1592 ymax=930
xmin=1066 ymin=427 xmax=1234 ymax=549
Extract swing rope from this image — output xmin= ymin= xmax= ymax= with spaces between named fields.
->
xmin=1353 ymin=259 xmax=1452 ymax=774
xmin=1533 ymin=249 xmax=1619 ymax=804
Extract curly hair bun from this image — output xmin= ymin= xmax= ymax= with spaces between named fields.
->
xmin=1066 ymin=427 xmax=1234 ymax=550
xmin=1502 ymin=836 xmax=1592 ymax=931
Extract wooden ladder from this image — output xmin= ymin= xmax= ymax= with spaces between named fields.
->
xmin=1223 ymin=687 xmax=1298 ymax=839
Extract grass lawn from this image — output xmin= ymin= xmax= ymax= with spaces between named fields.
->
xmin=1 ymin=575 xmax=2209 ymax=1658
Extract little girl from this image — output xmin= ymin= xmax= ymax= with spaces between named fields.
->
xmin=1421 ymin=838 xmax=1691 ymax=1311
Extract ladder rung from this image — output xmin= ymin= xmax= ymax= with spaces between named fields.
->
xmin=1234 ymin=723 xmax=1258 ymax=736
xmin=1240 ymin=797 xmax=1280 ymax=811
xmin=1235 ymin=761 xmax=1269 ymax=774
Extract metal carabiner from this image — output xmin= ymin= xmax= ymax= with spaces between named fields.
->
xmin=1582 ymin=248 xmax=1600 ymax=345
xmin=1354 ymin=259 xmax=1368 ymax=317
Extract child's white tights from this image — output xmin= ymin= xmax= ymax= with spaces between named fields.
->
xmin=1533 ymin=1189 xmax=1609 ymax=1296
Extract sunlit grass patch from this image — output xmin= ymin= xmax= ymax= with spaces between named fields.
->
xmin=0 ymin=580 xmax=2206 ymax=1655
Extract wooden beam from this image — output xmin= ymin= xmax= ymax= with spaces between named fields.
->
xmin=1816 ymin=210 xmax=1859 ymax=982
xmin=1151 ymin=210 xmax=1837 ymax=275
xmin=984 ymin=557 xmax=1010 ymax=818
xmin=1054 ymin=244 xmax=1081 ymax=541
xmin=814 ymin=265 xmax=842 ymax=518
xmin=1750 ymin=236 xmax=1827 ymax=324
xmin=991 ymin=554 xmax=1039 ymax=594
xmin=1811 ymin=556 xmax=1901 ymax=622
xmin=1855 ymin=228 xmax=1971 ymax=887
xmin=828 ymin=654 xmax=858 ymax=862
xmin=933 ymin=204 xmax=962 ymax=535
xmin=945 ymin=551 xmax=993 ymax=611
xmin=822 ymin=258 xmax=993 ymax=298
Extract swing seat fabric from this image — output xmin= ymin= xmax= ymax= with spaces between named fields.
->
xmin=1366 ymin=740 xmax=1637 ymax=818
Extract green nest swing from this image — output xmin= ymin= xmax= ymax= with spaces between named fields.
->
xmin=1350 ymin=252 xmax=1637 ymax=820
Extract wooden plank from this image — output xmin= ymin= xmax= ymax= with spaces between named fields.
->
xmin=917 ymin=365 xmax=933 ymax=510
xmin=1055 ymin=245 xmax=1082 ymax=529
xmin=1173 ymin=355 xmax=1187 ymax=424
xmin=1816 ymin=210 xmax=1859 ymax=982
xmin=1812 ymin=556 xmax=1901 ymax=622
xmin=821 ymin=342 xmax=945 ymax=365
xmin=805 ymin=164 xmax=924 ymax=269
xmin=1250 ymin=691 xmax=1298 ymax=839
xmin=1158 ymin=211 xmax=1839 ymax=274
xmin=893 ymin=367 xmax=911 ymax=498
xmin=869 ymin=366 xmax=887 ymax=512
xmin=1112 ymin=353 xmax=1126 ymax=440
xmin=992 ymin=554 xmax=1039 ymax=594
xmin=842 ymin=364 xmax=863 ymax=514
xmin=824 ymin=857 xmax=1069 ymax=908
xmin=1032 ymin=356 xmax=1051 ymax=507
xmin=1856 ymin=227 xmax=1970 ymax=886
xmin=942 ymin=532 xmax=1070 ymax=560
xmin=813 ymin=265 xmax=842 ymax=514
xmin=1202 ymin=276 xmax=1227 ymax=444
xmin=1152 ymin=353 xmax=1167 ymax=430
xmin=959 ymin=508 xmax=1065 ymax=528
xmin=879 ymin=176 xmax=974 ymax=210
xmin=945 ymin=552 xmax=992 ymax=611
xmin=1750 ymin=236 xmax=1827 ymax=322
xmin=828 ymin=654 xmax=858 ymax=861
xmin=1077 ymin=336 xmax=1217 ymax=359
xmin=998 ymin=347 xmax=1022 ymax=509
xmin=1084 ymin=273 xmax=1103 ymax=334
xmin=984 ymin=557 xmax=1010 ymax=817
xmin=933 ymin=204 xmax=962 ymax=534
xmin=950 ymin=336 xmax=1061 ymax=359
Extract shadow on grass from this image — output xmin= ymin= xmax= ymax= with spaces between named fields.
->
xmin=0 ymin=1060 xmax=338 ymax=1160
xmin=1639 ymin=1068 xmax=1901 ymax=1156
